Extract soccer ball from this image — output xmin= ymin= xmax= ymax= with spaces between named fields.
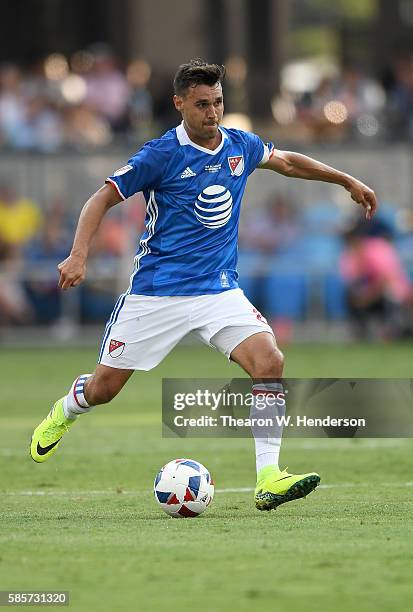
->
xmin=154 ymin=458 xmax=214 ymax=518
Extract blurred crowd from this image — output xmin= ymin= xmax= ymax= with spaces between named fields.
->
xmin=1 ymin=182 xmax=412 ymax=341
xmin=0 ymin=45 xmax=156 ymax=152
xmin=1 ymin=46 xmax=413 ymax=151
xmin=273 ymin=54 xmax=413 ymax=143
xmin=1 ymin=44 xmax=412 ymax=338
xmin=0 ymin=183 xmax=145 ymax=326
xmin=238 ymin=194 xmax=413 ymax=342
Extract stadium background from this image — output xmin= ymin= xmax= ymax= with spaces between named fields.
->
xmin=1 ymin=2 xmax=413 ymax=612
xmin=1 ymin=0 xmax=413 ymax=343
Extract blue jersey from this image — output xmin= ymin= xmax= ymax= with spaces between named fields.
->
xmin=106 ymin=122 xmax=274 ymax=296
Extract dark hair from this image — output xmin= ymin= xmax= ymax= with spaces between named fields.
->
xmin=173 ymin=58 xmax=225 ymax=96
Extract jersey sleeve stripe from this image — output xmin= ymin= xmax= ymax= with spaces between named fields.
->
xmin=127 ymin=190 xmax=159 ymax=293
xmin=258 ymin=142 xmax=275 ymax=166
xmin=105 ymin=178 xmax=126 ymax=200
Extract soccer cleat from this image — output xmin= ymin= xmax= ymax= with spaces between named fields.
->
xmin=254 ymin=465 xmax=320 ymax=511
xmin=30 ymin=397 xmax=76 ymax=463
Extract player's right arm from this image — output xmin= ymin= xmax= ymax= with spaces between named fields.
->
xmin=58 ymin=184 xmax=122 ymax=290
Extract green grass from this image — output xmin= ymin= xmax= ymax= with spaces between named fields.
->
xmin=1 ymin=344 xmax=412 ymax=611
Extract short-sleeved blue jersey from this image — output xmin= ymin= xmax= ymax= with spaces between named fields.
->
xmin=106 ymin=122 xmax=274 ymax=296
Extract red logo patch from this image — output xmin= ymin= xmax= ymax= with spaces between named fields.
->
xmin=108 ymin=339 xmax=125 ymax=358
xmin=228 ymin=155 xmax=244 ymax=176
xmin=253 ymin=308 xmax=268 ymax=324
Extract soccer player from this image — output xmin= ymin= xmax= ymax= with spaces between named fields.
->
xmin=30 ymin=59 xmax=377 ymax=511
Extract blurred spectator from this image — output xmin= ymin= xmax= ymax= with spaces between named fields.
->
xmin=0 ymin=183 xmax=42 ymax=248
xmin=0 ymin=64 xmax=63 ymax=152
xmin=76 ymin=194 xmax=145 ymax=322
xmin=63 ymin=103 xmax=112 ymax=149
xmin=80 ymin=228 xmax=122 ymax=323
xmin=387 ymin=53 xmax=413 ymax=139
xmin=0 ymin=64 xmax=27 ymax=148
xmin=24 ymin=199 xmax=71 ymax=323
xmin=239 ymin=194 xmax=301 ymax=343
xmin=93 ymin=191 xmax=146 ymax=258
xmin=126 ymin=59 xmax=153 ymax=140
xmin=84 ymin=44 xmax=130 ymax=132
xmin=94 ymin=214 xmax=129 ymax=258
xmin=0 ymin=240 xmax=33 ymax=325
xmin=298 ymin=76 xmax=345 ymax=142
xmin=239 ymin=194 xmax=300 ymax=255
xmin=335 ymin=65 xmax=385 ymax=123
xmin=297 ymin=66 xmax=385 ymax=142
xmin=0 ymin=184 xmax=43 ymax=324
xmin=16 ymin=95 xmax=63 ymax=152
xmin=340 ymin=226 xmax=413 ymax=340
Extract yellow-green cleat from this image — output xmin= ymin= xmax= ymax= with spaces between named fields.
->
xmin=30 ymin=397 xmax=76 ymax=463
xmin=254 ymin=466 xmax=320 ymax=511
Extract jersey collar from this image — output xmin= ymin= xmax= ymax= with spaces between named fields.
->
xmin=175 ymin=121 xmax=227 ymax=155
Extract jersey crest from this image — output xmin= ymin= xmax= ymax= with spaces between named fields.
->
xmin=228 ymin=155 xmax=244 ymax=176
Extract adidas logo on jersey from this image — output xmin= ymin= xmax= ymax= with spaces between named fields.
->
xmin=180 ymin=167 xmax=197 ymax=179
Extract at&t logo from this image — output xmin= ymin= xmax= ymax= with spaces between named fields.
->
xmin=194 ymin=185 xmax=232 ymax=229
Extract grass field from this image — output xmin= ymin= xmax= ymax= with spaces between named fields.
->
xmin=1 ymin=343 xmax=413 ymax=611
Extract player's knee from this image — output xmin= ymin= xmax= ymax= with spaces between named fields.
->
xmin=250 ymin=346 xmax=284 ymax=379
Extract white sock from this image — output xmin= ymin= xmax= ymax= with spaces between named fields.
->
xmin=251 ymin=382 xmax=285 ymax=475
xmin=63 ymin=374 xmax=93 ymax=419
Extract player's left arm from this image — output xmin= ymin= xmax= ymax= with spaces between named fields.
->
xmin=261 ymin=149 xmax=377 ymax=219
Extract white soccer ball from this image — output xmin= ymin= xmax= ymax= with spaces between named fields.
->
xmin=154 ymin=458 xmax=214 ymax=518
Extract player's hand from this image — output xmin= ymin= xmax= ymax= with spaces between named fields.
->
xmin=345 ymin=178 xmax=377 ymax=220
xmin=58 ymin=253 xmax=86 ymax=290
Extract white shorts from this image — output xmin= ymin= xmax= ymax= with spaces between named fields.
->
xmin=98 ymin=288 xmax=274 ymax=371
